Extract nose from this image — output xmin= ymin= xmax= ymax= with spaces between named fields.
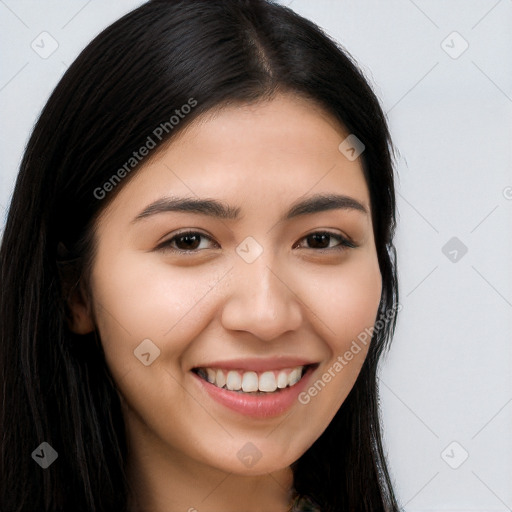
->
xmin=220 ymin=251 xmax=303 ymax=342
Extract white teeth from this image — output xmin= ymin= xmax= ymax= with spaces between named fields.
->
xmin=226 ymin=370 xmax=242 ymax=391
xmin=288 ymin=368 xmax=302 ymax=386
xmin=206 ymin=368 xmax=216 ymax=384
xmin=198 ymin=365 xmax=306 ymax=393
xmin=241 ymin=371 xmax=259 ymax=392
xmin=259 ymin=371 xmax=277 ymax=392
xmin=216 ymin=369 xmax=226 ymax=388
xmin=277 ymin=371 xmax=288 ymax=389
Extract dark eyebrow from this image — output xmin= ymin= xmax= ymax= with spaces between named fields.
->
xmin=132 ymin=193 xmax=368 ymax=224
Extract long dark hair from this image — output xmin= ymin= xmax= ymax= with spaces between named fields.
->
xmin=0 ymin=1 xmax=400 ymax=510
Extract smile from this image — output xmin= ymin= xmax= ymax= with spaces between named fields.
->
xmin=191 ymin=357 xmax=319 ymax=418
xmin=194 ymin=365 xmax=308 ymax=394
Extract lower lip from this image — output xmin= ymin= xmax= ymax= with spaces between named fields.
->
xmin=192 ymin=366 xmax=316 ymax=419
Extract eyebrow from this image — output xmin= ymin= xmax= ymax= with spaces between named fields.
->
xmin=132 ymin=193 xmax=368 ymax=224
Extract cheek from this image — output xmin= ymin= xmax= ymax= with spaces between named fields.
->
xmin=293 ymin=250 xmax=381 ymax=423
xmin=306 ymin=251 xmax=382 ymax=350
xmin=89 ymin=250 xmax=222 ymax=379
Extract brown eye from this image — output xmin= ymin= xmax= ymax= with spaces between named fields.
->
xmin=173 ymin=233 xmax=202 ymax=251
xmin=158 ymin=230 xmax=355 ymax=255
xmin=158 ymin=231 xmax=218 ymax=253
xmin=294 ymin=231 xmax=356 ymax=252
xmin=306 ymin=233 xmax=331 ymax=249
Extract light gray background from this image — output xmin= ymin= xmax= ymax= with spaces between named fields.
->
xmin=1 ymin=1 xmax=511 ymax=510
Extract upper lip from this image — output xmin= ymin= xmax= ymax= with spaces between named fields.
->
xmin=192 ymin=357 xmax=319 ymax=372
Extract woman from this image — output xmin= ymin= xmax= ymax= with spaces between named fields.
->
xmin=0 ymin=0 xmax=400 ymax=510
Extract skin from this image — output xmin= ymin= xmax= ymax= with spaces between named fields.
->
xmin=70 ymin=92 xmax=382 ymax=512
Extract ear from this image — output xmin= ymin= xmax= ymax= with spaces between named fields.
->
xmin=67 ymin=283 xmax=95 ymax=334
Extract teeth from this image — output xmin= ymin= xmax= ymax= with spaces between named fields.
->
xmin=216 ymin=369 xmax=226 ymax=388
xmin=259 ymin=371 xmax=277 ymax=392
xmin=277 ymin=371 xmax=288 ymax=389
xmin=288 ymin=368 xmax=302 ymax=386
xmin=242 ymin=371 xmax=259 ymax=392
xmin=197 ymin=365 xmax=306 ymax=393
xmin=226 ymin=370 xmax=242 ymax=391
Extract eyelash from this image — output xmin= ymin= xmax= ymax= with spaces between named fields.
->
xmin=157 ymin=230 xmax=356 ymax=254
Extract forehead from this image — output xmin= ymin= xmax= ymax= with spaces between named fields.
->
xmin=100 ymin=92 xmax=371 ymax=223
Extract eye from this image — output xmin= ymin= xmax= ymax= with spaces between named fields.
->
xmin=157 ymin=230 xmax=219 ymax=253
xmin=157 ymin=230 xmax=356 ymax=255
xmin=293 ymin=231 xmax=356 ymax=252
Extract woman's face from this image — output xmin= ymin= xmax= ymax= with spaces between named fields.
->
xmin=81 ymin=93 xmax=381 ymax=477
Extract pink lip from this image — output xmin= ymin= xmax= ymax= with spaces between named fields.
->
xmin=192 ymin=357 xmax=317 ymax=372
xmin=191 ymin=364 xmax=317 ymax=419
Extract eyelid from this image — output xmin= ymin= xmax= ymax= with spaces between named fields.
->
xmin=293 ymin=231 xmax=356 ymax=251
xmin=155 ymin=229 xmax=218 ymax=252
xmin=156 ymin=229 xmax=357 ymax=254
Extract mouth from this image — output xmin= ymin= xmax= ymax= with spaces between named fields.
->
xmin=192 ymin=364 xmax=316 ymax=395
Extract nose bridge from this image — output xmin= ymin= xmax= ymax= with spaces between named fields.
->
xmin=220 ymin=238 xmax=303 ymax=341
